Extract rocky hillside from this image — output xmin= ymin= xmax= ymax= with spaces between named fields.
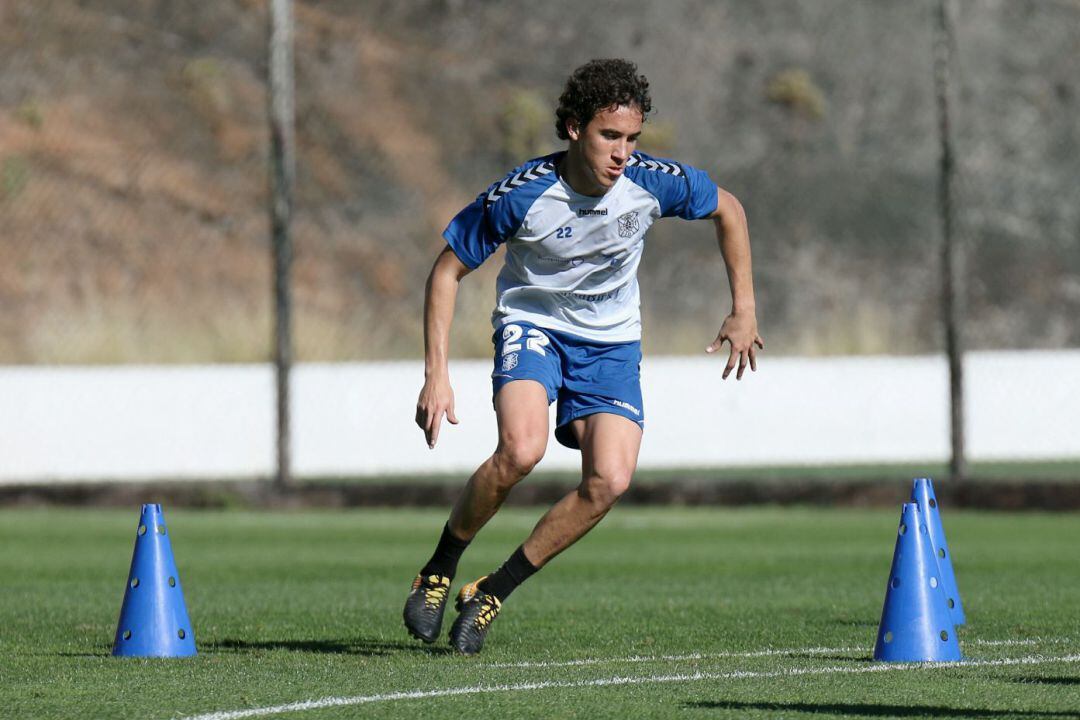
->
xmin=1 ymin=0 xmax=1077 ymax=363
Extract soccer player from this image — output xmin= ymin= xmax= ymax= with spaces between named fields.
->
xmin=405 ymin=59 xmax=762 ymax=655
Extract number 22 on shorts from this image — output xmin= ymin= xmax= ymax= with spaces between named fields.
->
xmin=501 ymin=324 xmax=550 ymax=356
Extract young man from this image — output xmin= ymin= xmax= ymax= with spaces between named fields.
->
xmin=405 ymin=59 xmax=762 ymax=655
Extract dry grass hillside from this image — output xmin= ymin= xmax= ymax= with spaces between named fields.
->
xmin=1 ymin=0 xmax=1077 ymax=363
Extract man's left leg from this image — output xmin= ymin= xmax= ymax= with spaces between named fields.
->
xmin=520 ymin=412 xmax=641 ymax=566
xmin=449 ymin=413 xmax=641 ymax=654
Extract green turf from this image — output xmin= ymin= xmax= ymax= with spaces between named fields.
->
xmin=1 ymin=507 xmax=1078 ymax=719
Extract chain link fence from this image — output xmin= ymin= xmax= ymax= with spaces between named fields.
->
xmin=1 ymin=1 xmax=271 ymax=364
xmin=1 ymin=0 xmax=1078 ymax=366
xmin=952 ymin=0 xmax=1080 ymax=350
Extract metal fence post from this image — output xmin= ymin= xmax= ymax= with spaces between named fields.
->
xmin=269 ymin=0 xmax=295 ymax=489
xmin=935 ymin=0 xmax=966 ymax=482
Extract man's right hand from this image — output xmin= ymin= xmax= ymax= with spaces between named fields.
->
xmin=415 ymin=373 xmax=459 ymax=449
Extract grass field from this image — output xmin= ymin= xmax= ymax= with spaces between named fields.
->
xmin=2 ymin=507 xmax=1078 ymax=719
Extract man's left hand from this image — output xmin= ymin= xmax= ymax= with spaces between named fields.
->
xmin=706 ymin=311 xmax=764 ymax=380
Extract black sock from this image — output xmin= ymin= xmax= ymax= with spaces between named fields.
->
xmin=419 ymin=523 xmax=470 ymax=579
xmin=477 ymin=545 xmax=540 ymax=602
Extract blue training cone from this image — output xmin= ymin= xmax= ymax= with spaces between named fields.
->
xmin=873 ymin=502 xmax=961 ymax=662
xmin=911 ymin=477 xmax=966 ymax=626
xmin=112 ymin=504 xmax=197 ymax=657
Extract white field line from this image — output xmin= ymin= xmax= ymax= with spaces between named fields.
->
xmin=179 ymin=651 xmax=1080 ymax=720
xmin=486 ymin=637 xmax=1041 ymax=669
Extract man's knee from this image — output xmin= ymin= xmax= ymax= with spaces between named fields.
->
xmin=580 ymin=464 xmax=634 ymax=508
xmin=492 ymin=438 xmax=546 ymax=481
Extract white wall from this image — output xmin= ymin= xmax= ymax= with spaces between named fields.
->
xmin=1 ymin=351 xmax=1078 ymax=483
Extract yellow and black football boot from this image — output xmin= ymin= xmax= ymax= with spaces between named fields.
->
xmin=448 ymin=576 xmax=502 ymax=655
xmin=403 ymin=573 xmax=451 ymax=643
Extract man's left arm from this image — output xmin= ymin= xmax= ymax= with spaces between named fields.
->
xmin=705 ymin=187 xmax=764 ymax=380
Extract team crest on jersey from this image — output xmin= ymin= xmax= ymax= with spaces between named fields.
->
xmin=617 ymin=211 xmax=640 ymax=238
xmin=502 ymin=353 xmax=519 ymax=372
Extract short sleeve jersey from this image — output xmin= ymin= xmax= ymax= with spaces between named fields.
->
xmin=443 ymin=151 xmax=719 ymax=342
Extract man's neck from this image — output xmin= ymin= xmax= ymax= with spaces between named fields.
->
xmin=558 ymin=146 xmax=607 ymax=197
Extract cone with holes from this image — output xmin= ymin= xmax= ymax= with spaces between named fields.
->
xmin=911 ymin=477 xmax=965 ymax=626
xmin=872 ymin=502 xmax=961 ymax=662
xmin=111 ymin=504 xmax=196 ymax=657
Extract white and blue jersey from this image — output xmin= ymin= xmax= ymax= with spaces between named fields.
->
xmin=443 ymin=151 xmax=720 ymax=342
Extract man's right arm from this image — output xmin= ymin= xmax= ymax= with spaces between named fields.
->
xmin=415 ymin=245 xmax=472 ymax=448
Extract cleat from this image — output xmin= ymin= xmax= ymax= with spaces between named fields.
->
xmin=448 ymin=577 xmax=502 ymax=655
xmin=403 ymin=573 xmax=451 ymax=643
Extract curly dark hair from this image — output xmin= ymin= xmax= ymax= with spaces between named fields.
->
xmin=555 ymin=59 xmax=652 ymax=140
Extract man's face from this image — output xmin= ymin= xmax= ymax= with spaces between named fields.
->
xmin=566 ymin=104 xmax=643 ymax=194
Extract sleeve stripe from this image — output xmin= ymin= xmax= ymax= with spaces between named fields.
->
xmin=485 ymin=161 xmax=556 ymax=207
xmin=625 ymin=154 xmax=683 ymax=176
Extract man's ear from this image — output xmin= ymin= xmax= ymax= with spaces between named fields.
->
xmin=566 ymin=117 xmax=581 ymax=142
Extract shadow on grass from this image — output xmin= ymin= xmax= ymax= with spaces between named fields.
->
xmin=683 ymin=701 xmax=1079 ymax=718
xmin=1014 ymin=676 xmax=1080 ymax=686
xmin=784 ymin=653 xmax=874 ymax=663
xmin=56 ymin=638 xmax=454 ymax=658
xmin=210 ymin=637 xmax=453 ymax=656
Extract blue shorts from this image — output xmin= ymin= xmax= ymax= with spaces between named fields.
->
xmin=491 ymin=321 xmax=644 ymax=449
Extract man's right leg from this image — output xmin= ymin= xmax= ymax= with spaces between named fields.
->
xmin=448 ymin=380 xmax=550 ymax=540
xmin=404 ymin=380 xmax=549 ymax=643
